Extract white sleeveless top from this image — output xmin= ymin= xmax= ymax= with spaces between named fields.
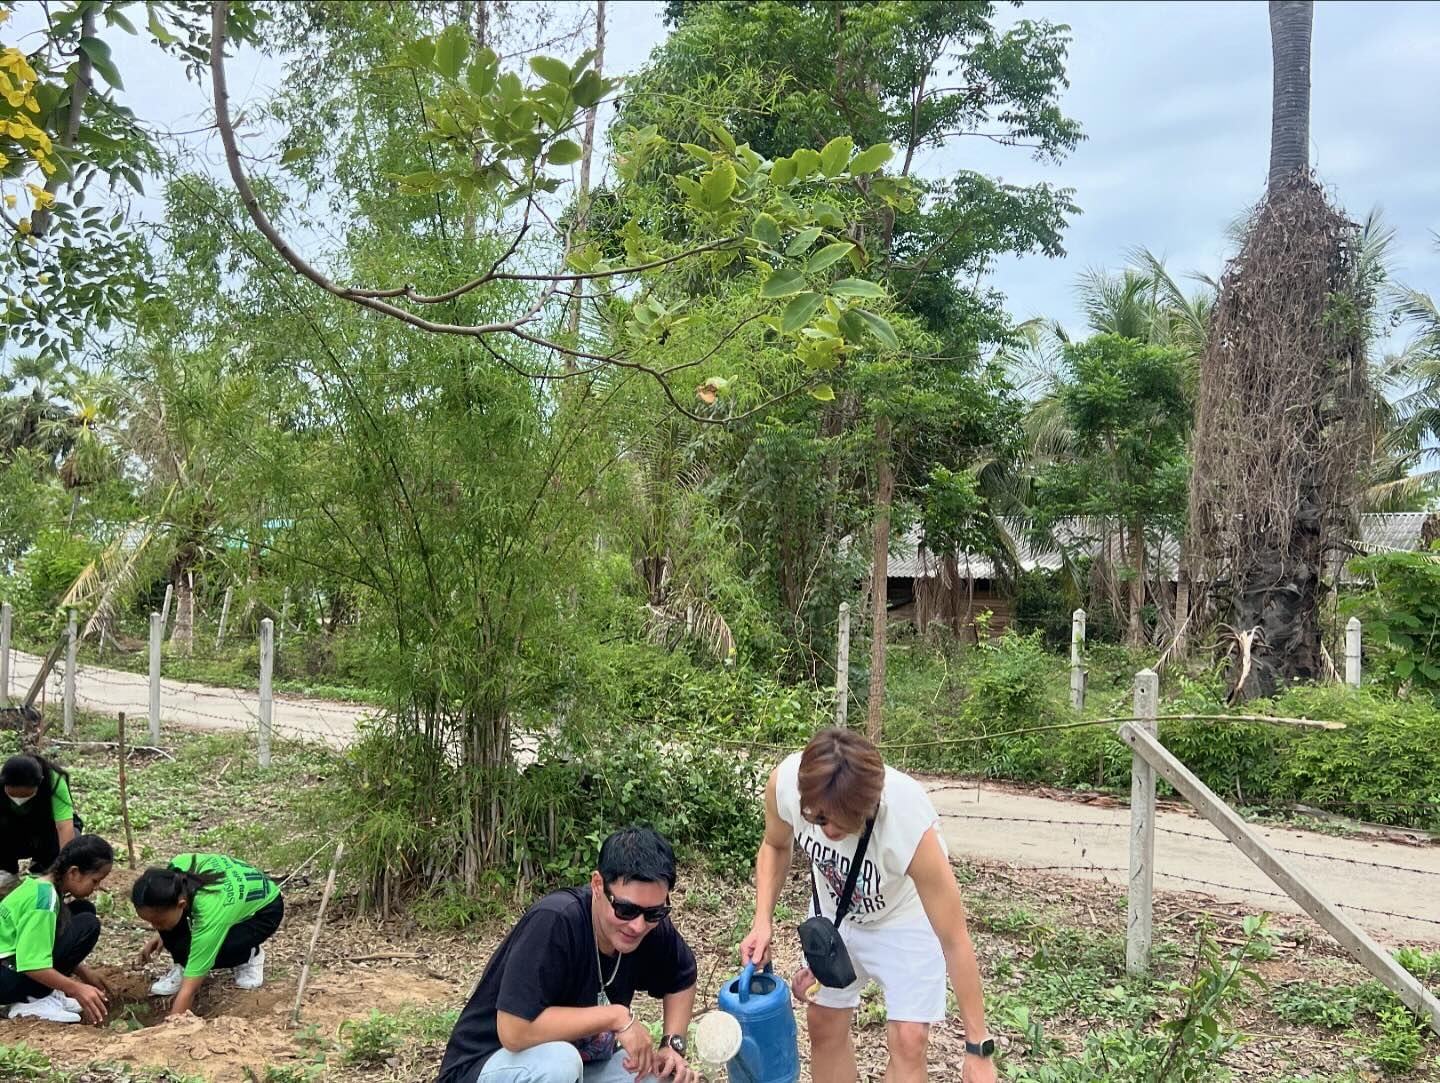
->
xmin=774 ymin=752 xmax=944 ymax=928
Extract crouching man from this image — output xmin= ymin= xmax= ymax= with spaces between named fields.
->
xmin=438 ymin=826 xmax=699 ymax=1083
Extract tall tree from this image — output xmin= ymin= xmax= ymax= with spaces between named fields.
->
xmin=1188 ymin=0 xmax=1372 ymax=699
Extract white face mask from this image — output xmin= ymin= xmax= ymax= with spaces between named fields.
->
xmin=8 ymin=794 xmax=33 ymax=807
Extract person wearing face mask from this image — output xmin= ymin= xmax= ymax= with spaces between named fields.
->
xmin=437 ymin=826 xmax=699 ymax=1083
xmin=739 ymin=728 xmax=996 ymax=1083
xmin=0 ymin=834 xmax=114 ymax=1024
xmin=130 ymin=853 xmax=284 ymax=1017
xmin=0 ymin=755 xmax=83 ymax=896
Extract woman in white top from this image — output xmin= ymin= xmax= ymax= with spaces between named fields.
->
xmin=740 ymin=727 xmax=994 ymax=1083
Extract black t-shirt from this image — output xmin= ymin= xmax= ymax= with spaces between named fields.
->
xmin=437 ymin=886 xmax=697 ymax=1083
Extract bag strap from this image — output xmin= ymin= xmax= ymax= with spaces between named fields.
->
xmin=832 ymin=816 xmax=876 ymax=927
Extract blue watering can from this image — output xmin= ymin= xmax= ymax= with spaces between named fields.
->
xmin=716 ymin=962 xmax=801 ymax=1083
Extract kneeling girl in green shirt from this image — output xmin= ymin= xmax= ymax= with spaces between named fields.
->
xmin=131 ymin=853 xmax=284 ymax=1017
xmin=0 ymin=835 xmax=114 ymax=1025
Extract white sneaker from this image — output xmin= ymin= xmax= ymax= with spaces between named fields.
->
xmin=233 ymin=948 xmax=265 ymax=990
xmin=149 ymin=965 xmax=184 ymax=996
xmin=8 ymin=993 xmax=81 ymax=1023
xmin=52 ymin=989 xmax=81 ymax=1013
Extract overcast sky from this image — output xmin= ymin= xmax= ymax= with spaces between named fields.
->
xmin=18 ymin=0 xmax=1439 ymax=349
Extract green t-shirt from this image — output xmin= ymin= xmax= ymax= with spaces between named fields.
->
xmin=50 ymin=771 xmax=74 ymax=823
xmin=170 ymin=854 xmax=280 ymax=979
xmin=0 ymin=877 xmax=59 ymax=972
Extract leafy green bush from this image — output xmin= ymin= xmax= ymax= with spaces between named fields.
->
xmin=7 ymin=528 xmax=97 ymax=634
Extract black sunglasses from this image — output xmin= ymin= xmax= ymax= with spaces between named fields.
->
xmin=607 ymin=890 xmax=671 ymax=924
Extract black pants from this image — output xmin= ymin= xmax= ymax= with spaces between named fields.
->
xmin=160 ymin=895 xmax=284 ymax=971
xmin=0 ymin=900 xmax=99 ymax=1004
xmin=0 ymin=813 xmax=84 ymax=875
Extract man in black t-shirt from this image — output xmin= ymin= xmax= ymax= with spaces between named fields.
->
xmin=437 ymin=826 xmax=699 ymax=1083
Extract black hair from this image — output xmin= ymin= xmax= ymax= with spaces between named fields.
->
xmin=131 ymin=857 xmax=225 ymax=911
xmin=1 ymin=753 xmax=67 ymax=793
xmin=597 ymin=825 xmax=676 ymax=890
xmin=48 ymin=835 xmax=114 ymax=880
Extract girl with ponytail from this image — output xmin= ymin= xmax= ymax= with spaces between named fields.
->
xmin=132 ymin=853 xmax=284 ymax=1017
xmin=0 ymin=834 xmax=113 ymax=1024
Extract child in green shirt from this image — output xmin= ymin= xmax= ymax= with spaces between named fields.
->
xmin=131 ymin=853 xmax=284 ymax=1017
xmin=0 ymin=835 xmax=113 ymax=1024
xmin=1 ymin=754 xmax=82 ymax=892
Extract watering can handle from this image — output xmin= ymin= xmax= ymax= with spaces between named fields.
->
xmin=736 ymin=961 xmax=772 ymax=1004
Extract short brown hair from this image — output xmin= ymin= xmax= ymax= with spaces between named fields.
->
xmin=797 ymin=728 xmax=885 ymax=831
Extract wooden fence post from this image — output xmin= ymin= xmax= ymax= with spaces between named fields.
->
xmin=1345 ymin=617 xmax=1362 ymax=688
xmin=148 ymin=612 xmax=162 ymax=743
xmin=1070 ymin=608 xmax=1087 ymax=712
xmin=1126 ymin=667 xmax=1159 ymax=977
xmin=117 ymin=712 xmax=138 ymax=869
xmin=215 ymin=586 xmax=234 ymax=651
xmin=159 ymin=582 xmax=173 ymax=635
xmin=1 ymin=601 xmax=12 ymax=707
xmin=63 ymin=609 xmax=77 ymax=737
xmin=1119 ymin=722 xmax=1440 ymax=1036
xmin=258 ymin=617 xmax=274 ymax=768
xmin=835 ymin=602 xmax=851 ymax=728
xmin=278 ymin=589 xmax=290 ymax=649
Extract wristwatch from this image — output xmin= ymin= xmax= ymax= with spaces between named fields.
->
xmin=964 ymin=1037 xmax=996 ymax=1058
xmin=661 ymin=1033 xmax=687 ymax=1058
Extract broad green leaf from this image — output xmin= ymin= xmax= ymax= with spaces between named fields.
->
xmin=819 ymin=136 xmax=854 ymax=178
xmin=781 ymin=292 xmax=824 ymax=333
xmin=404 ymin=38 xmax=436 ymax=69
xmin=786 ymin=227 xmax=822 ymax=257
xmin=854 ymin=308 xmax=900 ymax=350
xmin=572 ymin=70 xmax=606 ymax=108
xmin=809 ymin=383 xmax=836 ymax=401
xmin=680 ymin=143 xmax=714 ymax=164
xmin=78 ymin=38 xmax=123 ymax=90
xmin=530 ymin=55 xmax=571 ymax=86
xmin=848 ymin=142 xmax=894 ymax=175
xmin=1396 ymin=657 xmax=1416 ymax=678
xmin=467 ymin=55 xmax=497 ymax=96
xmin=770 ymin=157 xmax=796 ymax=188
xmin=674 ymin=175 xmax=701 ymax=201
xmin=837 ymin=309 xmax=866 ymax=341
xmin=812 ymin=202 xmax=845 ymax=228
xmin=807 ymin=242 xmax=855 ymax=273
xmin=751 ymin=213 xmax=782 ymax=248
xmin=790 ymin=148 xmax=820 ymax=180
xmin=701 ymin=118 xmax=737 ymax=153
xmin=435 ymin=25 xmax=468 ymax=81
xmin=761 ymin=268 xmax=807 ymax=299
xmin=547 ymin=139 xmax=583 ymax=165
xmin=829 ymin=278 xmax=886 ymax=299
xmin=279 ymin=145 xmax=309 ymax=165
xmin=146 ymin=11 xmax=177 ymax=44
xmin=700 ymin=160 xmax=737 ymax=208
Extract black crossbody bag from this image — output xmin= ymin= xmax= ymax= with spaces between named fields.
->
xmin=797 ymin=816 xmax=875 ymax=988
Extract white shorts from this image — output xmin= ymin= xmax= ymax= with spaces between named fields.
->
xmin=809 ymin=919 xmax=947 ymax=1023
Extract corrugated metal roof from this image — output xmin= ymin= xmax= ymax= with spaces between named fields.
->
xmin=883 ymin=514 xmax=1433 ymax=583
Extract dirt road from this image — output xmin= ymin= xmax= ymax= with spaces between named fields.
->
xmin=8 ymin=648 xmax=1437 ymax=945
xmin=6 ymin=648 xmax=368 ymax=747
xmin=928 ymin=780 xmax=1440 ymax=944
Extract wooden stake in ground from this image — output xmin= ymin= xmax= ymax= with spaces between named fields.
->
xmin=116 ymin=712 xmax=138 ymax=868
xmin=292 ymin=840 xmax=343 ymax=1026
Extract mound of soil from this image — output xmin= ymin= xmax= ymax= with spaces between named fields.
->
xmin=6 ymin=965 xmax=456 ymax=1082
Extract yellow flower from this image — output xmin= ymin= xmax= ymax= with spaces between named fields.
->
xmin=24 ymin=182 xmax=52 ymax=209
xmin=3 ymin=194 xmax=14 ymax=208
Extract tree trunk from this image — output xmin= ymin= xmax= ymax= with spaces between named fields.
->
xmin=1267 ymin=1 xmax=1313 ymax=189
xmin=172 ymin=571 xmax=195 ymax=656
xmin=564 ymin=0 xmax=605 ymax=351
xmin=866 ymin=416 xmax=893 ymax=739
xmin=1127 ymin=518 xmax=1145 ymax=648
xmin=1230 ymin=478 xmax=1326 ymax=699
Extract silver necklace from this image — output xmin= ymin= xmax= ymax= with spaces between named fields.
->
xmin=594 ymin=935 xmax=621 ymax=1006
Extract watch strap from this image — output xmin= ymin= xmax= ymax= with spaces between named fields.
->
xmin=964 ymin=1037 xmax=995 ymax=1057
